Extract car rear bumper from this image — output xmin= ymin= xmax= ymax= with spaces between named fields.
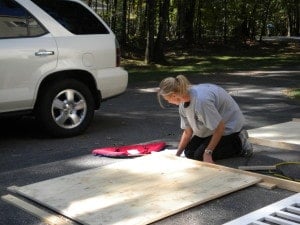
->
xmin=95 ymin=67 xmax=128 ymax=99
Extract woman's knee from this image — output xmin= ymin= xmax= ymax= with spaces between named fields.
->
xmin=193 ymin=145 xmax=206 ymax=160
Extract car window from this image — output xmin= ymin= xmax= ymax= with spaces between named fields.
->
xmin=0 ymin=0 xmax=47 ymax=38
xmin=31 ymin=0 xmax=109 ymax=35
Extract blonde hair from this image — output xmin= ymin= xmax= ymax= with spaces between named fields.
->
xmin=157 ymin=75 xmax=191 ymax=107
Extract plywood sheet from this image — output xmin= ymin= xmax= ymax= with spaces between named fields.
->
xmin=12 ymin=153 xmax=260 ymax=225
xmin=248 ymin=121 xmax=300 ymax=150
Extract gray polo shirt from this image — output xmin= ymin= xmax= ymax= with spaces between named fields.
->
xmin=179 ymin=84 xmax=245 ymax=137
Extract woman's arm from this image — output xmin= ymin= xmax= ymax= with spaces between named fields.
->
xmin=203 ymin=120 xmax=225 ymax=163
xmin=176 ymin=127 xmax=193 ymax=156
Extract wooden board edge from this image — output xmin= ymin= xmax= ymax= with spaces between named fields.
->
xmin=1 ymin=194 xmax=78 ymax=225
xmin=6 ymin=189 xmax=86 ymax=225
xmin=238 ymin=165 xmax=277 ymax=171
xmin=203 ymin=163 xmax=299 ymax=192
xmin=248 ymin=137 xmax=300 ymax=151
xmin=256 ymin=182 xmax=277 ymax=190
xmin=7 ymin=185 xmax=19 ymax=192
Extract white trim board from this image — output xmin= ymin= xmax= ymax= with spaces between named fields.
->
xmin=223 ymin=193 xmax=300 ymax=225
xmin=1 ymin=194 xmax=77 ymax=225
xmin=248 ymin=121 xmax=300 ymax=150
xmin=8 ymin=153 xmax=260 ymax=225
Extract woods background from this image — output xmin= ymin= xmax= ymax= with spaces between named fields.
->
xmin=83 ymin=0 xmax=300 ymax=64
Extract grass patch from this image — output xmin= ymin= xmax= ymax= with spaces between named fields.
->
xmin=122 ymin=41 xmax=300 ymax=83
xmin=284 ymin=88 xmax=300 ymax=100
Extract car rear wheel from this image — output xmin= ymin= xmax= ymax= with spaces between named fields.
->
xmin=36 ymin=79 xmax=95 ymax=137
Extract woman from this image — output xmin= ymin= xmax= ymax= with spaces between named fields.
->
xmin=158 ymin=75 xmax=253 ymax=163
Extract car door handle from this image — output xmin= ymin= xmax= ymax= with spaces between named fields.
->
xmin=35 ymin=50 xmax=55 ymax=56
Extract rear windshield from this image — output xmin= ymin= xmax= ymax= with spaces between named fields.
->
xmin=31 ymin=0 xmax=109 ymax=35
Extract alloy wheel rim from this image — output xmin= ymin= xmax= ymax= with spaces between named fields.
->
xmin=51 ymin=89 xmax=87 ymax=129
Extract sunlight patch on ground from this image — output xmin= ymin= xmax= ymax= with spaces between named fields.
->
xmin=137 ymin=87 xmax=159 ymax=93
xmin=172 ymin=65 xmax=196 ymax=71
xmin=227 ymin=70 xmax=300 ymax=76
xmin=248 ymin=121 xmax=300 ymax=145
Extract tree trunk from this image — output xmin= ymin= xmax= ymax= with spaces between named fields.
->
xmin=145 ymin=0 xmax=156 ymax=64
xmin=136 ymin=0 xmax=145 ymax=43
xmin=183 ymin=0 xmax=196 ymax=45
xmin=195 ymin=0 xmax=203 ymax=42
xmin=249 ymin=1 xmax=258 ymax=40
xmin=111 ymin=0 xmax=117 ymax=31
xmin=120 ymin=0 xmax=127 ymax=46
xmin=176 ymin=0 xmax=184 ymax=40
xmin=286 ymin=3 xmax=293 ymax=37
xmin=296 ymin=0 xmax=300 ymax=35
xmin=223 ymin=0 xmax=228 ymax=43
xmin=154 ymin=0 xmax=170 ymax=63
xmin=259 ymin=0 xmax=271 ymax=41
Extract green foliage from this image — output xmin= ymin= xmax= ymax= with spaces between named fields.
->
xmin=85 ymin=0 xmax=299 ymax=63
xmin=86 ymin=0 xmax=299 ymax=45
xmin=123 ymin=41 xmax=300 ymax=82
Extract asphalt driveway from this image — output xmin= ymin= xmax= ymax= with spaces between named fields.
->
xmin=0 ymin=70 xmax=299 ymax=225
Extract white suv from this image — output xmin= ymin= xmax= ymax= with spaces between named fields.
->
xmin=0 ymin=0 xmax=128 ymax=137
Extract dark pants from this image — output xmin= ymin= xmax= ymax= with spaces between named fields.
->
xmin=184 ymin=132 xmax=242 ymax=161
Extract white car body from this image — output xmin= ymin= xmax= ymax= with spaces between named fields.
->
xmin=0 ymin=0 xmax=128 ymax=136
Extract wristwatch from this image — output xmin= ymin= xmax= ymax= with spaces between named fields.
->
xmin=204 ymin=149 xmax=213 ymax=155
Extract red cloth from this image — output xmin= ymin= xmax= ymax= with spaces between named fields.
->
xmin=92 ymin=141 xmax=166 ymax=158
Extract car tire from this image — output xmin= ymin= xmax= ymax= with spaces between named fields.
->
xmin=35 ymin=79 xmax=95 ymax=137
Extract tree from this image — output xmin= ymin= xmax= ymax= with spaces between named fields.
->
xmin=194 ymin=0 xmax=203 ymax=42
xmin=222 ymin=0 xmax=228 ymax=43
xmin=85 ymin=0 xmax=300 ymax=62
xmin=154 ymin=0 xmax=170 ymax=63
xmin=259 ymin=0 xmax=272 ymax=41
xmin=110 ymin=0 xmax=118 ymax=31
xmin=145 ymin=0 xmax=156 ymax=64
xmin=120 ymin=0 xmax=127 ymax=46
xmin=285 ymin=0 xmax=300 ymax=36
xmin=183 ymin=0 xmax=196 ymax=45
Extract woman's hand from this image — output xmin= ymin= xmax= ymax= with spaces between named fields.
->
xmin=203 ymin=153 xmax=215 ymax=164
xmin=176 ymin=150 xmax=182 ymax=157
xmin=176 ymin=128 xmax=193 ymax=157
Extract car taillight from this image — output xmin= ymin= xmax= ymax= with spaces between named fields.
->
xmin=115 ymin=39 xmax=121 ymax=67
